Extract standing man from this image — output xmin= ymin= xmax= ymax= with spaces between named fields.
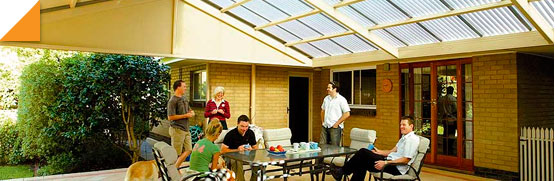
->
xmin=320 ymin=81 xmax=350 ymax=146
xmin=167 ymin=80 xmax=195 ymax=160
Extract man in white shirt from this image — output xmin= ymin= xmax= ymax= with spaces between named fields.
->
xmin=320 ymin=81 xmax=351 ymax=146
xmin=332 ymin=116 xmax=420 ymax=181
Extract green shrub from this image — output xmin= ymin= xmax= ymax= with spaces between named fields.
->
xmin=0 ymin=113 xmax=24 ymax=165
xmin=17 ymin=53 xmax=169 ymax=175
xmin=17 ymin=59 xmax=62 ymax=162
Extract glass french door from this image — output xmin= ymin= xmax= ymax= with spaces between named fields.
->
xmin=400 ymin=59 xmax=473 ymax=171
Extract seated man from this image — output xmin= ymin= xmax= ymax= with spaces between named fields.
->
xmin=221 ymin=115 xmax=258 ymax=181
xmin=332 ymin=116 xmax=420 ymax=181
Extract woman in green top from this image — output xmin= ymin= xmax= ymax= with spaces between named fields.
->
xmin=177 ymin=118 xmax=225 ymax=172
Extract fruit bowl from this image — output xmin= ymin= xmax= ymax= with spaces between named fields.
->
xmin=267 ymin=149 xmax=287 ymax=155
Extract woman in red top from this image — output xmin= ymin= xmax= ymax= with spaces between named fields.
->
xmin=204 ymin=86 xmax=231 ymax=129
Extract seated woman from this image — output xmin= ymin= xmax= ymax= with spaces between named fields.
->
xmin=176 ymin=118 xmax=225 ymax=172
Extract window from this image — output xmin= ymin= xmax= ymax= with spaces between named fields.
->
xmin=192 ymin=70 xmax=207 ymax=101
xmin=332 ymin=68 xmax=376 ymax=109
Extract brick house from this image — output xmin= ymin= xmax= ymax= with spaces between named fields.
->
xmin=7 ymin=0 xmax=553 ymax=180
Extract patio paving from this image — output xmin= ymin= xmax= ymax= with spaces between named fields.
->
xmin=5 ymin=166 xmax=497 ymax=181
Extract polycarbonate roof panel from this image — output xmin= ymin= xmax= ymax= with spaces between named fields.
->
xmin=420 ymin=16 xmax=480 ymax=41
xmin=294 ymin=43 xmax=327 ymax=58
xmin=443 ymin=0 xmax=501 ymax=9
xmin=242 ymin=0 xmax=289 ymax=22
xmin=461 ymin=7 xmax=530 ymax=36
xmin=331 ymin=34 xmax=377 ymax=53
xmin=297 ymin=13 xmax=348 ymax=35
xmin=346 ymin=0 xmax=407 ymax=24
xmin=262 ymin=0 xmax=314 ymax=16
xmin=532 ymin=0 xmax=554 ymax=27
xmin=228 ymin=6 xmax=269 ymax=26
xmin=337 ymin=5 xmax=377 ymax=27
xmin=372 ymin=29 xmax=407 ymax=47
xmin=385 ymin=23 xmax=440 ymax=45
xmin=263 ymin=26 xmax=300 ymax=42
xmin=311 ymin=39 xmax=352 ymax=56
xmin=322 ymin=0 xmax=340 ymax=6
xmin=390 ymin=0 xmax=449 ymax=17
xmin=279 ymin=20 xmax=321 ymax=39
xmin=209 ymin=0 xmax=233 ymax=8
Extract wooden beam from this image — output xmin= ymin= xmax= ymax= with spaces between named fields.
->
xmin=285 ymin=31 xmax=355 ymax=46
xmin=368 ymin=0 xmax=513 ymax=30
xmin=313 ymin=31 xmax=550 ymax=67
xmin=333 ymin=0 xmax=365 ymax=8
xmin=254 ymin=9 xmax=320 ymax=30
xmin=511 ymin=0 xmax=554 ymax=44
xmin=184 ymin=0 xmax=311 ymax=65
xmin=305 ymin=0 xmax=399 ymax=57
xmin=68 ymin=0 xmax=78 ymax=8
xmin=254 ymin=0 xmax=363 ymax=31
xmin=220 ymin=0 xmax=252 ymax=13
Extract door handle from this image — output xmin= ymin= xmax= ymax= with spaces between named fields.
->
xmin=287 ymin=107 xmax=290 ymax=114
xmin=431 ymin=99 xmax=437 ymax=105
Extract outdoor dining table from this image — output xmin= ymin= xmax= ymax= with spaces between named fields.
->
xmin=222 ymin=144 xmax=357 ymax=181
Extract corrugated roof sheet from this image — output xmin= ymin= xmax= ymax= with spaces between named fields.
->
xmin=203 ymin=0 xmax=552 ymax=58
xmin=532 ymin=0 xmax=554 ymax=27
xmin=385 ymin=23 xmax=440 ymax=45
xmin=331 ymin=34 xmax=378 ymax=53
xmin=420 ymin=16 xmax=481 ymax=41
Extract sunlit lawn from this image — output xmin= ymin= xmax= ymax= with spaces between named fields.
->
xmin=0 ymin=165 xmax=34 ymax=180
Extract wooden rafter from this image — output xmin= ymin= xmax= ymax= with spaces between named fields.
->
xmin=68 ymin=0 xmax=78 ymax=8
xmin=184 ymin=0 xmax=311 ymax=65
xmin=220 ymin=0 xmax=252 ymax=13
xmin=304 ymin=0 xmax=398 ymax=57
xmin=285 ymin=31 xmax=355 ymax=46
xmin=511 ymin=0 xmax=554 ymax=43
xmin=253 ymin=0 xmax=364 ymax=31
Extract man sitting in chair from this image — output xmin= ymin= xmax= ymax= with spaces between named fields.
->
xmin=332 ymin=116 xmax=420 ymax=181
xmin=221 ymin=115 xmax=258 ymax=181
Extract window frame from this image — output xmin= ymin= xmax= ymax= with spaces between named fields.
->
xmin=191 ymin=70 xmax=207 ymax=102
xmin=330 ymin=66 xmax=377 ymax=110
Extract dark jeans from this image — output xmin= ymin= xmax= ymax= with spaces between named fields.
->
xmin=220 ymin=120 xmax=228 ymax=130
xmin=343 ymin=149 xmax=401 ymax=181
xmin=319 ymin=126 xmax=342 ymax=146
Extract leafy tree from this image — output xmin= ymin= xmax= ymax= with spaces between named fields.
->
xmin=52 ymin=54 xmax=170 ymax=163
xmin=17 ymin=58 xmax=63 ymax=164
xmin=0 ymin=47 xmax=75 ymax=109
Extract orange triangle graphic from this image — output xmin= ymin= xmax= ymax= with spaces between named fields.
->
xmin=1 ymin=1 xmax=40 ymax=41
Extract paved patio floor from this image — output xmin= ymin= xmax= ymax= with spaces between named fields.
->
xmin=5 ymin=166 xmax=496 ymax=181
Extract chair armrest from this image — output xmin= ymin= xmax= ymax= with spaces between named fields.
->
xmin=180 ymin=172 xmax=202 ymax=181
xmin=178 ymin=165 xmax=189 ymax=170
xmin=379 ymin=162 xmax=404 ymax=178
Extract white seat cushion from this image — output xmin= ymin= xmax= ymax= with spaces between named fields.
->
xmin=323 ymin=157 xmax=346 ymax=167
xmin=371 ymin=172 xmax=416 ymax=180
xmin=349 ymin=128 xmax=376 ymax=150
xmin=263 ymin=128 xmax=292 ymax=147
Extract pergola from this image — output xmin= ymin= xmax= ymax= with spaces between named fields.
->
xmin=1 ymin=0 xmax=552 ymax=67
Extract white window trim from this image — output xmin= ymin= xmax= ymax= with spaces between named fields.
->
xmin=330 ymin=66 xmax=377 ymax=110
xmin=192 ymin=70 xmax=207 ymax=102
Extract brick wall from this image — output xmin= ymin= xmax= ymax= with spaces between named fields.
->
xmin=517 ymin=53 xmax=554 ymax=128
xmin=208 ymin=63 xmax=252 ymax=128
xmin=473 ymin=53 xmax=519 ymax=173
xmin=375 ymin=63 xmax=401 ymax=149
xmin=254 ymin=66 xmax=289 ymax=129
